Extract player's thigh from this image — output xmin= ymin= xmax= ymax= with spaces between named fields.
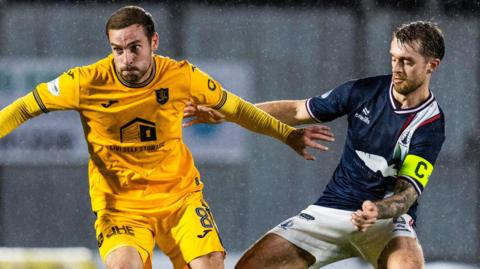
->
xmin=156 ymin=192 xmax=225 ymax=269
xmin=95 ymin=210 xmax=155 ymax=269
xmin=378 ymin=236 xmax=424 ymax=269
xmin=355 ymin=214 xmax=420 ymax=268
xmin=189 ymin=251 xmax=225 ymax=269
xmin=235 ymin=233 xmax=315 ymax=269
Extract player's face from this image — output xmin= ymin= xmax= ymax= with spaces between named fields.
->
xmin=390 ymin=37 xmax=430 ymax=95
xmin=108 ymin=24 xmax=159 ymax=84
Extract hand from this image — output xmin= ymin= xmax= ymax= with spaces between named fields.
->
xmin=285 ymin=125 xmax=334 ymax=160
xmin=183 ymin=102 xmax=226 ymax=127
xmin=351 ymin=200 xmax=379 ymax=232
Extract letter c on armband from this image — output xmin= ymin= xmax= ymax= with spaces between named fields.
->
xmin=398 ymin=154 xmax=434 ymax=193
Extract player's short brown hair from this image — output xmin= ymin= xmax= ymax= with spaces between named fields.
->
xmin=393 ymin=21 xmax=445 ymax=60
xmin=106 ymin=6 xmax=155 ymax=41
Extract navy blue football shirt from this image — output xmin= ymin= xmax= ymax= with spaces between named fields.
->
xmin=307 ymin=75 xmax=445 ymax=220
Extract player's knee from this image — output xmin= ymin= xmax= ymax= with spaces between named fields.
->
xmin=106 ymin=261 xmax=143 ymax=269
xmin=105 ymin=247 xmax=144 ymax=269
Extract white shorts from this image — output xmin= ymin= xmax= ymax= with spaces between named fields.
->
xmin=268 ymin=205 xmax=418 ymax=269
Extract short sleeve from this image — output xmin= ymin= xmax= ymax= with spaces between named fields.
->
xmin=188 ymin=63 xmax=224 ymax=107
xmin=306 ymin=80 xmax=356 ymax=122
xmin=33 ymin=68 xmax=80 ymax=112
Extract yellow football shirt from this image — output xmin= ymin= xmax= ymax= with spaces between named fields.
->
xmin=33 ymin=54 xmax=224 ymax=211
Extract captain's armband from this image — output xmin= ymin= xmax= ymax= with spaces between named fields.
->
xmin=398 ymin=154 xmax=434 ymax=195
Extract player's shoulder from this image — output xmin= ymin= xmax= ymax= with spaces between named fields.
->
xmin=415 ymin=99 xmax=445 ymax=137
xmin=423 ymin=105 xmax=445 ymax=128
xmin=74 ymin=55 xmax=114 ymax=82
xmin=154 ymin=54 xmax=194 ymax=73
xmin=80 ymin=55 xmax=112 ymax=72
xmin=432 ymin=94 xmax=445 ymax=120
xmin=333 ymin=74 xmax=391 ymax=103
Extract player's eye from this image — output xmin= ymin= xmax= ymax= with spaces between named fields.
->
xmin=113 ymin=48 xmax=123 ymax=54
xmin=130 ymin=45 xmax=141 ymax=53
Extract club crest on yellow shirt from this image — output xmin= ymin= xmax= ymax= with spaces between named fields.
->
xmin=155 ymin=88 xmax=169 ymax=105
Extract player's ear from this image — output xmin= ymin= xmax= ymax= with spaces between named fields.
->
xmin=151 ymin=32 xmax=159 ymax=52
xmin=426 ymin=58 xmax=440 ymax=74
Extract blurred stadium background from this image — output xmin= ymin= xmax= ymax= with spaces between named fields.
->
xmin=0 ymin=0 xmax=479 ymax=268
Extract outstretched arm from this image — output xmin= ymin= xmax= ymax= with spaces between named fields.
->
xmin=184 ymin=99 xmax=315 ymax=127
xmin=218 ymin=91 xmax=333 ymax=160
xmin=1 ymin=69 xmax=80 ymax=139
xmin=0 ymin=93 xmax=43 ymax=138
xmin=185 ymin=91 xmax=334 ymax=160
xmin=255 ymin=100 xmax=316 ymax=126
xmin=351 ymin=177 xmax=418 ymax=232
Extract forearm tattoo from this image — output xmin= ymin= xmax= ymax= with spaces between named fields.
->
xmin=375 ymin=178 xmax=418 ymax=219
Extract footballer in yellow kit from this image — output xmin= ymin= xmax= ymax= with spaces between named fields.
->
xmin=31 ymin=54 xmax=233 ymax=267
xmin=0 ymin=5 xmax=334 ymax=269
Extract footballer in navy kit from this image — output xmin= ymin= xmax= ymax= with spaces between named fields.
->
xmin=309 ymin=74 xmax=444 ymax=223
xmin=184 ymin=21 xmax=445 ymax=269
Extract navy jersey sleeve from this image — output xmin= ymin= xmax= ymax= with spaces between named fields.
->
xmin=306 ymin=80 xmax=356 ymax=122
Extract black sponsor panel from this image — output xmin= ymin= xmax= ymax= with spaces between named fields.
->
xmin=120 ymin=118 xmax=157 ymax=143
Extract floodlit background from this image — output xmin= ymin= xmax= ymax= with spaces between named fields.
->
xmin=0 ymin=0 xmax=479 ymax=268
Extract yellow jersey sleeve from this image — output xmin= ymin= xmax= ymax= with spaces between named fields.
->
xmin=0 ymin=93 xmax=43 ymax=138
xmin=33 ymin=68 xmax=80 ymax=112
xmin=188 ymin=63 xmax=223 ymax=107
xmin=215 ymin=90 xmax=295 ymax=143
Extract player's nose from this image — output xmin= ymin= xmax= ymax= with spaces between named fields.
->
xmin=123 ymin=51 xmax=134 ymax=65
xmin=392 ymin=61 xmax=403 ymax=73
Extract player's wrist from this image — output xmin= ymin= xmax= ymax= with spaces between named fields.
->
xmin=283 ymin=126 xmax=296 ymax=143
